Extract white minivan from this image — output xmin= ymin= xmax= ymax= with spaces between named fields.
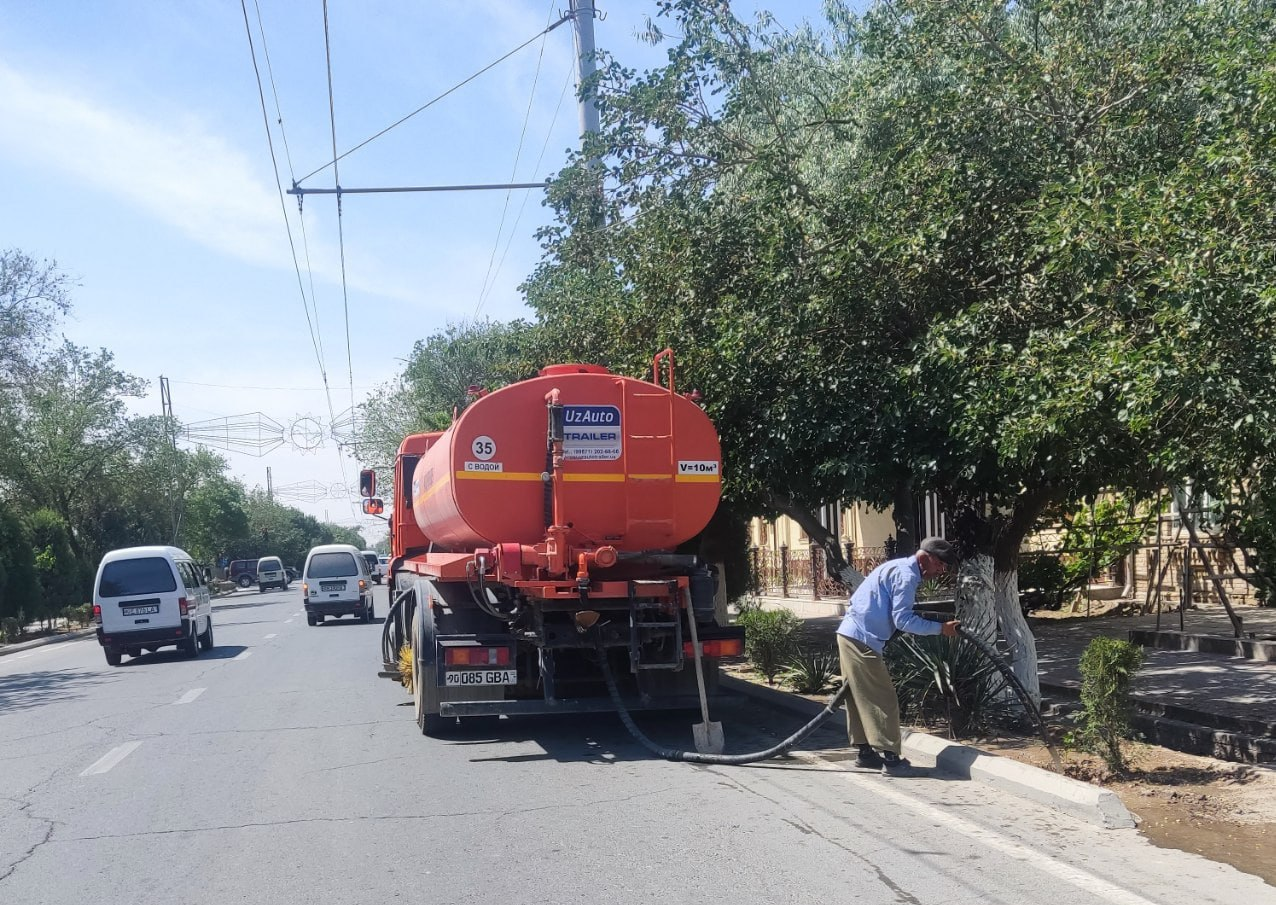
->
xmin=256 ymin=555 xmax=289 ymax=592
xmin=94 ymin=546 xmax=214 ymax=666
xmin=302 ymin=544 xmax=374 ymax=625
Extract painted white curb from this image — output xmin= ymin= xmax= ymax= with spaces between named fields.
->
xmin=903 ymin=731 xmax=1136 ymax=829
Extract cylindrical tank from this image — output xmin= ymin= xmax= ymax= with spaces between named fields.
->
xmin=410 ymin=365 xmax=721 ymax=552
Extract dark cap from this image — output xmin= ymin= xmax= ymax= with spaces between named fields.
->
xmin=919 ymin=537 xmax=959 ymax=566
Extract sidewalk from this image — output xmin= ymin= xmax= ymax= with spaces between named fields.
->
xmin=755 ymin=595 xmax=1276 ymax=763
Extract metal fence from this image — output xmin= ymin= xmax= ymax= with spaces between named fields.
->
xmin=751 ymin=544 xmax=891 ymax=600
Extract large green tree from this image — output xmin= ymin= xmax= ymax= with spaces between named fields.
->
xmin=522 ymin=0 xmax=1276 ymax=697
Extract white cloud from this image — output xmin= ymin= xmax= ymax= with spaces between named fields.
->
xmin=0 ymin=60 xmax=419 ymax=304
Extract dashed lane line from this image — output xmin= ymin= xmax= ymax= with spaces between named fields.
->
xmin=233 ymin=650 xmax=253 ymax=661
xmin=81 ymin=741 xmax=142 ymax=776
xmin=173 ymin=688 xmax=206 ymax=705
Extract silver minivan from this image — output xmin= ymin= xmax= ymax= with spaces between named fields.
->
xmin=94 ymin=546 xmax=214 ymax=666
xmin=302 ymin=544 xmax=373 ymax=625
xmin=256 ymin=555 xmax=289 ymax=592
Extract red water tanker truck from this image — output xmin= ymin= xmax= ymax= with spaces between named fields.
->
xmin=373 ymin=350 xmax=744 ymax=735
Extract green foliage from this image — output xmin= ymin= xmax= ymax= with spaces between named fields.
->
xmin=0 ymin=617 xmax=21 ymax=643
xmin=886 ymin=633 xmax=1031 ymax=738
xmin=735 ymin=606 xmax=801 ymax=684
xmin=1075 ymin=638 xmax=1145 ymax=772
xmin=783 ymin=647 xmax=839 ymax=695
xmin=0 ymin=504 xmax=38 ymax=629
xmin=62 ymin=603 xmax=93 ymax=628
xmin=1057 ymin=497 xmax=1151 ymax=589
xmin=26 ymin=508 xmax=83 ymax=624
xmin=0 ymin=248 xmax=73 ymax=385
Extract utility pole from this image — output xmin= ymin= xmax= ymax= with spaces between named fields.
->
xmin=571 ymin=0 xmax=601 ymax=140
xmin=160 ymin=376 xmax=183 ymax=545
xmin=266 ymin=466 xmax=274 ymax=502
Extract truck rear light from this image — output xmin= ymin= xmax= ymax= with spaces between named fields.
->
xmin=683 ymin=638 xmax=744 ymax=658
xmin=444 ymin=646 xmax=512 ymax=667
xmin=178 ymin=597 xmax=189 ymax=616
xmin=92 ymin=604 xmax=101 ymax=624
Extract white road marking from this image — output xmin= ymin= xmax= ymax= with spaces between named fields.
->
xmin=796 ymin=752 xmax=1163 ymax=905
xmin=81 ymin=741 xmax=142 ymax=776
xmin=292 ymin=612 xmax=301 ymax=617
xmin=283 ymin=619 xmax=293 ymax=624
xmin=263 ymin=633 xmax=277 ymax=639
xmin=174 ymin=688 xmax=206 ymax=705
xmin=15 ymin=652 xmax=33 ymax=659
xmin=233 ymin=650 xmax=253 ymax=661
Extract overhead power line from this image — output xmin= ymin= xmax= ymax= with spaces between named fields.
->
xmin=296 ymin=12 xmax=573 ymax=185
xmin=238 ymin=0 xmax=331 ymax=402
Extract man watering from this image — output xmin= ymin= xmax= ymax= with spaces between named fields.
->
xmin=836 ymin=537 xmax=961 ymax=776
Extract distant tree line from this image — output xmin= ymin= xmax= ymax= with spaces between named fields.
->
xmin=0 ymin=249 xmax=364 ymax=640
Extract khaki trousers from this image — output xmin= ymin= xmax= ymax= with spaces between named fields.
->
xmin=836 ymin=633 xmax=901 ymax=755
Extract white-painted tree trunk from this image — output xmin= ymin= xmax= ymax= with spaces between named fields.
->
xmin=955 ymin=554 xmax=1041 ymax=707
xmin=992 ymin=567 xmax=1041 ymax=706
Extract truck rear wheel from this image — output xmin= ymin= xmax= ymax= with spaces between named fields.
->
xmin=412 ymin=604 xmax=448 ymax=737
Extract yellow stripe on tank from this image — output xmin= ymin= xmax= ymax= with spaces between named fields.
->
xmin=413 ymin=475 xmax=452 ymax=508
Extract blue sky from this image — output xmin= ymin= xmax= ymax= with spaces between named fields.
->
xmin=0 ymin=0 xmax=828 ymax=540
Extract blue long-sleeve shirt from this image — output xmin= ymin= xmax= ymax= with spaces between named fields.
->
xmin=836 ymin=555 xmax=943 ymax=653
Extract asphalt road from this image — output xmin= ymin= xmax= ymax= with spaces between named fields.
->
xmin=1 ymin=584 xmax=1270 ymax=904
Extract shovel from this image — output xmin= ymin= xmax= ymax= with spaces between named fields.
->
xmin=684 ymin=592 xmax=725 ymax=754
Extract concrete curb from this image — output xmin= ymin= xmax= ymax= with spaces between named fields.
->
xmin=902 ymin=732 xmax=1135 ymax=829
xmin=0 ymin=627 xmax=97 ymax=658
xmin=720 ymin=674 xmax=1136 ymax=830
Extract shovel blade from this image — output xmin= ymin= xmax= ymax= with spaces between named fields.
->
xmin=693 ymin=720 xmax=725 ymax=755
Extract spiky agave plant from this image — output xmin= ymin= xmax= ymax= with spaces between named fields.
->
xmin=784 ymin=647 xmax=840 ymax=695
xmin=886 ymin=633 xmax=1030 ymax=738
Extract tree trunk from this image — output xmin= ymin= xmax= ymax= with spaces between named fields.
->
xmin=892 ymin=479 xmax=917 ymax=556
xmin=955 ymin=553 xmax=997 ymax=645
xmin=767 ymin=492 xmax=864 ymax=591
xmin=992 ymin=568 xmax=1041 ymax=705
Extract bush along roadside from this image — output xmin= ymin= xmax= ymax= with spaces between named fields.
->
xmin=735 ymin=603 xmax=802 ymax=685
xmin=1071 ymin=637 xmax=1144 ymax=772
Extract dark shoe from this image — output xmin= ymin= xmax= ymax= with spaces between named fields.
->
xmin=853 ymin=749 xmax=884 ymax=769
xmin=881 ymin=757 xmax=923 ymax=777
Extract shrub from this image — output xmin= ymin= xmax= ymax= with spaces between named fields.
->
xmin=784 ymin=647 xmax=840 ymax=694
xmin=1 ymin=617 xmax=22 ymax=644
xmin=62 ymin=603 xmax=93 ymax=628
xmin=886 ymin=633 xmax=1033 ymax=737
xmin=1074 ymin=637 xmax=1144 ymax=771
xmin=736 ymin=607 xmax=801 ymax=684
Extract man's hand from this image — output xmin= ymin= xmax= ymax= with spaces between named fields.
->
xmin=941 ymin=620 xmax=961 ymax=638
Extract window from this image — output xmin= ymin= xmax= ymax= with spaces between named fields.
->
xmin=307 ymin=552 xmax=360 ymax=578
xmin=99 ymin=558 xmax=178 ymax=597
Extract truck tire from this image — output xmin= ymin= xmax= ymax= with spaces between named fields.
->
xmin=104 ymin=648 xmax=122 ymax=667
xmin=413 ymin=602 xmax=447 ymax=737
xmin=199 ymin=617 xmax=214 ymax=651
xmin=237 ymin=575 xmax=252 ymax=589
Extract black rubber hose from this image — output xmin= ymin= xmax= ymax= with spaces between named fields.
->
xmin=954 ymin=625 xmax=1056 ymax=755
xmin=596 ymin=637 xmax=850 ymax=764
xmin=600 ymin=625 xmax=1056 ymax=766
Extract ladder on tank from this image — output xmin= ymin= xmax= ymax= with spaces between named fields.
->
xmin=618 ymin=373 xmax=677 ymax=548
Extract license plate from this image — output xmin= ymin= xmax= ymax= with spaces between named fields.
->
xmin=444 ymin=669 xmax=517 ymax=687
xmin=320 ymin=581 xmax=344 ymax=591
xmin=122 ymin=605 xmax=159 ymax=616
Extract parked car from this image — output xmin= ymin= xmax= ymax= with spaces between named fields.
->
xmin=256 ymin=555 xmax=289 ymax=592
xmin=94 ymin=546 xmax=214 ymax=666
xmin=361 ymin=550 xmax=384 ymax=584
xmin=302 ymin=544 xmax=374 ymax=625
xmin=285 ymin=566 xmax=300 ymax=582
xmin=228 ymin=558 xmax=258 ymax=588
